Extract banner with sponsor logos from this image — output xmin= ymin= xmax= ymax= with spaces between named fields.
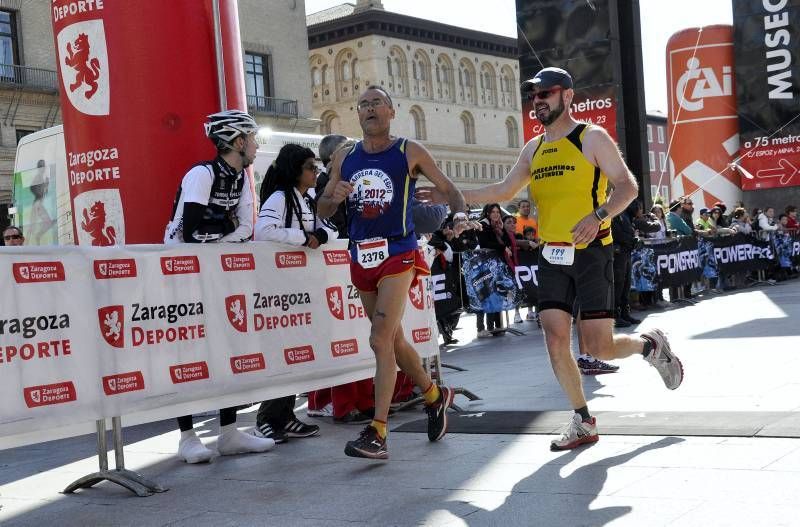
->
xmin=666 ymin=25 xmax=742 ymax=209
xmin=0 ymin=241 xmax=438 ymax=449
xmin=51 ymin=0 xmax=249 ymax=244
xmin=700 ymin=233 xmax=775 ymax=277
xmin=732 ymin=0 xmax=800 ymax=191
xmin=648 ymin=236 xmax=703 ymax=287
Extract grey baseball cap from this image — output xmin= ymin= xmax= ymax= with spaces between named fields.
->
xmin=521 ymin=67 xmax=573 ymax=92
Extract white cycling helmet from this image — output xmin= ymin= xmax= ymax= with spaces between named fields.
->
xmin=204 ymin=109 xmax=259 ymax=149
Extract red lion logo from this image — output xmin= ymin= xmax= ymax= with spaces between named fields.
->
xmin=65 ymin=33 xmax=100 ymax=99
xmin=81 ymin=201 xmax=116 ymax=246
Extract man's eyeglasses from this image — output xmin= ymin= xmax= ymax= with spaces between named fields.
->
xmin=3 ymin=234 xmax=22 ymax=241
xmin=357 ymin=99 xmax=387 ymax=111
xmin=527 ymin=86 xmax=563 ymax=101
xmin=302 ymin=163 xmax=320 ymax=173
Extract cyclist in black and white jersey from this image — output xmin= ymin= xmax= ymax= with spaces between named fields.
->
xmin=164 ymin=109 xmax=256 ymax=244
xmin=166 ymin=110 xmax=275 ymax=464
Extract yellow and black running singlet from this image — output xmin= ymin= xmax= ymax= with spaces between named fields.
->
xmin=529 ymin=123 xmax=612 ymax=249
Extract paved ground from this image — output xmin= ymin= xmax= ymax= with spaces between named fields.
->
xmin=2 ymin=279 xmax=800 ymax=526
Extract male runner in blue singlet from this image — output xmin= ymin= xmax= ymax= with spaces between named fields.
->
xmin=318 ymin=86 xmax=467 ymax=459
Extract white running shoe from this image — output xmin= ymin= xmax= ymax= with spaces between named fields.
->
xmin=178 ymin=433 xmax=215 ymax=464
xmin=550 ymin=413 xmax=599 ymax=451
xmin=217 ymin=427 xmax=275 ymax=455
xmin=641 ymin=328 xmax=684 ymax=390
xmin=307 ymin=402 xmax=333 ymax=418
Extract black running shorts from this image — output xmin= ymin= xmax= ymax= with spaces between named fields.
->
xmin=537 ymin=242 xmax=615 ymax=319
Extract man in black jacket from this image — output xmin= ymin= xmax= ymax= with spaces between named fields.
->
xmin=612 ymin=201 xmax=659 ymax=327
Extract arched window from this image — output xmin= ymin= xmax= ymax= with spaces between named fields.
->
xmin=458 ymin=59 xmax=477 ymax=103
xmin=409 ymin=105 xmax=427 ymax=140
xmin=311 ymin=67 xmax=320 ymax=86
xmin=461 ymin=111 xmax=476 ymax=144
xmin=388 ymin=46 xmax=409 ymax=96
xmin=500 ymin=65 xmax=516 ymax=108
xmin=436 ymin=54 xmax=455 ymax=102
xmin=342 ymin=61 xmax=351 ymax=81
xmin=480 ymin=62 xmax=497 ymax=106
xmin=352 ymin=59 xmax=360 ymax=79
xmin=387 ymin=57 xmax=393 ymax=76
xmin=321 ymin=65 xmax=329 ymax=85
xmin=321 ymin=110 xmax=340 ymax=135
xmin=506 ymin=116 xmax=519 ymax=148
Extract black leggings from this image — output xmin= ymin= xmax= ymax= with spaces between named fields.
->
xmin=177 ymin=407 xmax=238 ymax=432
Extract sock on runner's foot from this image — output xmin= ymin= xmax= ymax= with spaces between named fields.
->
xmin=371 ymin=418 xmax=387 ymax=439
xmin=422 ymin=383 xmax=441 ymax=405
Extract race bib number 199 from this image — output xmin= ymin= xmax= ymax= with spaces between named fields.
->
xmin=542 ymin=243 xmax=575 ymax=266
xmin=357 ymin=238 xmax=389 ymax=269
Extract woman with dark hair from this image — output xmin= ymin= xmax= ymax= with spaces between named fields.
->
xmin=474 ymin=203 xmax=513 ymax=337
xmin=252 ymin=144 xmax=337 ymax=443
xmin=256 ymin=144 xmax=336 ymax=247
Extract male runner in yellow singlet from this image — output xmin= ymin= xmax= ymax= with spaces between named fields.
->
xmin=417 ymin=67 xmax=683 ymax=450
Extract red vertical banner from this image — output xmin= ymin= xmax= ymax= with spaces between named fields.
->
xmin=51 ymin=0 xmax=247 ymax=245
xmin=666 ymin=25 xmax=742 ymax=209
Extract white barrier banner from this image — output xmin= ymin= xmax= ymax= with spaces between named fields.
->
xmin=0 ymin=241 xmax=438 ymax=449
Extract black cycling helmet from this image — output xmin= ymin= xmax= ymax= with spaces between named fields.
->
xmin=204 ymin=109 xmax=259 ymax=149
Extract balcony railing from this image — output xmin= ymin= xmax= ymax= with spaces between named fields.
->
xmin=247 ymin=95 xmax=298 ymax=118
xmin=0 ymin=64 xmax=59 ymax=92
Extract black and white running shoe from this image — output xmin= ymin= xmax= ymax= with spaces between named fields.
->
xmin=577 ymin=356 xmax=620 ymax=375
xmin=254 ymin=423 xmax=288 ymax=444
xmin=426 ymin=385 xmax=454 ymax=442
xmin=284 ymin=416 xmax=320 ymax=438
xmin=344 ymin=426 xmax=388 ymax=460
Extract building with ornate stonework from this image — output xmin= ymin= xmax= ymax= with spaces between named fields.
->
xmin=306 ymin=0 xmax=524 ymax=196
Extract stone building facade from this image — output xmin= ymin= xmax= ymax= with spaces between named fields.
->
xmin=307 ymin=0 xmax=525 ymax=197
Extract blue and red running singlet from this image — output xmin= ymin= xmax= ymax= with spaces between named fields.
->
xmin=341 ymin=138 xmax=417 ymax=258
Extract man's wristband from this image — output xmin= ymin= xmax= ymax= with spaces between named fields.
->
xmin=593 ymin=207 xmax=609 ymax=222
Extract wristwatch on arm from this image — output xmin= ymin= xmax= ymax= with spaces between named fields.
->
xmin=593 ymin=207 xmax=609 ymax=222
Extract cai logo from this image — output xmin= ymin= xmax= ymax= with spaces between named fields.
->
xmin=408 ymin=280 xmax=425 ymax=310
xmin=669 ymin=42 xmax=736 ymax=123
xmin=230 ymin=353 xmax=266 ymax=374
xmin=225 ymin=294 xmax=248 ymax=332
xmin=93 ymin=258 xmax=137 ymax=279
xmin=221 ymin=253 xmax=256 ymax=272
xmin=102 ymin=371 xmax=145 ymax=395
xmin=170 ymin=361 xmax=210 ymax=384
xmin=12 ymin=261 xmax=66 ymax=283
xmin=23 ymin=381 xmax=77 ymax=408
xmin=331 ymin=339 xmax=359 ymax=358
xmin=275 ymin=251 xmax=307 ymax=268
xmin=412 ymin=327 xmax=432 ymax=343
xmin=56 ymin=19 xmax=110 ymax=116
xmin=161 ymin=256 xmax=200 ymax=275
xmin=323 ymin=250 xmax=350 ymax=265
xmin=325 ymin=286 xmax=345 ymax=320
xmin=284 ymin=345 xmax=315 ymax=365
xmin=97 ymin=305 xmax=125 ymax=348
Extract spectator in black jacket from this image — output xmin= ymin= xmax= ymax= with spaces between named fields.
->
xmin=612 ymin=201 xmax=659 ymax=327
xmin=475 ymin=203 xmax=513 ymax=337
xmin=428 ymin=212 xmax=481 ymax=344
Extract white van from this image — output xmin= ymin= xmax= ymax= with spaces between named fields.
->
xmin=12 ymin=125 xmax=73 ymax=245
xmin=12 ymin=126 xmax=328 ymax=245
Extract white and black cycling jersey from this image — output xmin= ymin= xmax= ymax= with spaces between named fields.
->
xmin=164 ymin=157 xmax=254 ymax=244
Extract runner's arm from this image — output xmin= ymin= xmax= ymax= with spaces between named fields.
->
xmin=407 ymin=140 xmax=467 ymax=213
xmin=569 ymin=126 xmax=638 ymax=245
xmin=462 ymin=138 xmax=537 ymax=205
xmin=584 ymin=126 xmax=638 ymax=218
xmin=317 ymin=149 xmax=353 ymax=218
